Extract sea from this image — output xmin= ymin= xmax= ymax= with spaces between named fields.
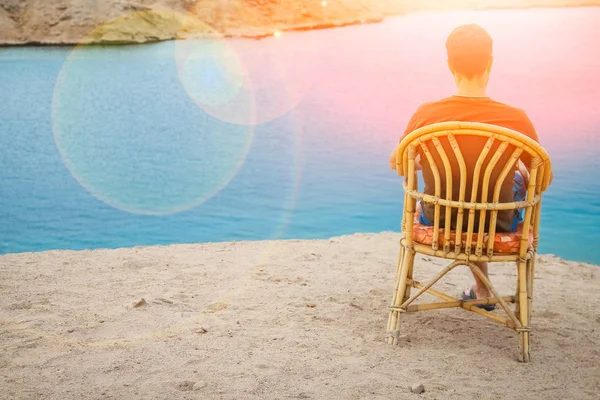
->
xmin=2 ymin=7 xmax=599 ymax=264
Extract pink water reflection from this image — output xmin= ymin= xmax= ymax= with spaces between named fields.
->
xmin=308 ymin=7 xmax=600 ymax=152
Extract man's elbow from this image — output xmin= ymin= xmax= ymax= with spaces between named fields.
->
xmin=389 ymin=147 xmax=399 ymax=171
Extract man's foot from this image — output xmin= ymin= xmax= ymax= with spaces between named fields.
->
xmin=461 ymin=287 xmax=496 ymax=311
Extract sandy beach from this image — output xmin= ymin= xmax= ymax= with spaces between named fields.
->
xmin=1 ymin=232 xmax=598 ymax=399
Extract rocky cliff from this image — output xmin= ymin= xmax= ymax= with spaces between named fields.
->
xmin=0 ymin=0 xmax=395 ymax=45
xmin=1 ymin=0 xmax=598 ymax=45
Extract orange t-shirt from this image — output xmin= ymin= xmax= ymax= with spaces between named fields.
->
xmin=392 ymin=96 xmax=540 ymax=232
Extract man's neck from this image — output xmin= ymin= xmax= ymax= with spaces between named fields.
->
xmin=454 ymin=80 xmax=488 ymax=97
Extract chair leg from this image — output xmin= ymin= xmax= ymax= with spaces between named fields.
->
xmin=403 ymin=249 xmax=414 ymax=304
xmin=517 ymin=259 xmax=530 ymax=362
xmin=387 ymin=245 xmax=406 ymax=345
xmin=387 ymin=246 xmax=403 ymax=343
xmin=514 ymin=262 xmax=521 ymax=320
xmin=387 ymin=246 xmax=415 ymax=345
xmin=527 ymin=256 xmax=535 ymax=324
xmin=393 ymin=245 xmax=405 ymax=284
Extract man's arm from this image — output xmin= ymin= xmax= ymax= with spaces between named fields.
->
xmin=389 ymin=108 xmax=423 ymax=174
xmin=516 ymin=110 xmax=553 ymax=186
xmin=517 ymin=160 xmax=530 ymax=188
xmin=389 ymin=147 xmax=398 ymax=170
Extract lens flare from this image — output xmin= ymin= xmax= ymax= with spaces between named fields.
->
xmin=53 ymin=11 xmax=254 ymax=215
xmin=175 ymin=39 xmax=258 ymax=126
xmin=178 ymin=41 xmax=246 ymax=107
xmin=176 ymin=4 xmax=322 ymax=126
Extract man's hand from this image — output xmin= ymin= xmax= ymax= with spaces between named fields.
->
xmin=414 ymin=155 xmax=422 ymax=171
xmin=390 ymin=145 xmax=422 ymax=173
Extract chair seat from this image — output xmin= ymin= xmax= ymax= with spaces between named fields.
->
xmin=411 ymin=210 xmax=533 ymax=254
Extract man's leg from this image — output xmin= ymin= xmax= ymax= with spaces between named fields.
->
xmin=471 ymin=261 xmax=492 ymax=299
xmin=463 ymin=262 xmax=492 ymax=299
xmin=462 ymin=261 xmax=495 ymax=311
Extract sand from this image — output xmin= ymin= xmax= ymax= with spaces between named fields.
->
xmin=1 ymin=232 xmax=599 ymax=399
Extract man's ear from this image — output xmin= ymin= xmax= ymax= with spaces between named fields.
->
xmin=486 ymin=56 xmax=494 ymax=73
xmin=447 ymin=59 xmax=456 ymax=75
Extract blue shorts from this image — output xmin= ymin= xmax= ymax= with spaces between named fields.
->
xmin=418 ymin=172 xmax=526 ymax=233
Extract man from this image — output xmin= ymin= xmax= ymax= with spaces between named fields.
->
xmin=389 ymin=24 xmax=543 ymax=310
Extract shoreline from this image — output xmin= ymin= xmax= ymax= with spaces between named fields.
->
xmin=2 ymin=232 xmax=598 ymax=268
xmin=0 ymin=17 xmax=384 ymax=47
xmin=2 ymin=1 xmax=600 ymax=47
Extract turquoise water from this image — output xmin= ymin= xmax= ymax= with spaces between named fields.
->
xmin=1 ymin=8 xmax=600 ymax=263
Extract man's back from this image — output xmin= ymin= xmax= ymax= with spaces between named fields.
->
xmin=400 ymin=96 xmax=539 ymax=232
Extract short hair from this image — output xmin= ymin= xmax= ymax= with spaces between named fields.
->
xmin=446 ymin=24 xmax=493 ymax=79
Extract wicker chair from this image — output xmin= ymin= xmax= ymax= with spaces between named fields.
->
xmin=386 ymin=121 xmax=552 ymax=362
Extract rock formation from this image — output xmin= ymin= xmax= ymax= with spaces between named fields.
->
xmin=0 ymin=0 xmax=395 ymax=45
xmin=0 ymin=0 xmax=597 ymax=45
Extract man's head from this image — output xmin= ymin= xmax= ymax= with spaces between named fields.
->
xmin=446 ymin=24 xmax=493 ymax=83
